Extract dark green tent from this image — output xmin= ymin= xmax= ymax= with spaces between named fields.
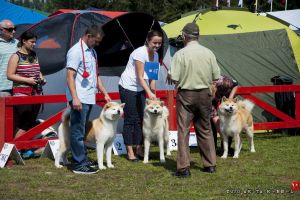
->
xmin=163 ymin=9 xmax=300 ymax=122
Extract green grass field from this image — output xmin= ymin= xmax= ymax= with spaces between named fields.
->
xmin=0 ymin=132 xmax=299 ymax=200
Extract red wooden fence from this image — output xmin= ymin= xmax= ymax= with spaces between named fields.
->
xmin=0 ymin=84 xmax=299 ymax=150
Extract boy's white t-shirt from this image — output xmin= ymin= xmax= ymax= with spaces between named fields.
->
xmin=65 ymin=39 xmax=98 ymax=104
xmin=119 ymin=45 xmax=159 ymax=92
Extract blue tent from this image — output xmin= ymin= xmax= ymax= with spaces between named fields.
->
xmin=0 ymin=0 xmax=47 ymax=25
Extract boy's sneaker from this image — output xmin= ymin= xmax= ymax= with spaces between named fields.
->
xmin=72 ymin=165 xmax=98 ymax=174
xmin=86 ymin=160 xmax=98 ymax=169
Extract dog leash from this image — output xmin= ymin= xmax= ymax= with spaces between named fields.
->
xmin=80 ymin=38 xmax=99 ymax=88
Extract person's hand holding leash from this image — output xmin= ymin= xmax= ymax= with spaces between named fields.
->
xmin=72 ymin=97 xmax=82 ymax=111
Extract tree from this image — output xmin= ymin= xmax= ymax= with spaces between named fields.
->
xmin=10 ymin=0 xmax=300 ymax=23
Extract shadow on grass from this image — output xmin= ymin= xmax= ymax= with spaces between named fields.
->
xmin=254 ymin=131 xmax=299 ymax=139
xmin=149 ymin=147 xmax=214 ymax=172
xmin=145 ymin=152 xmax=176 ymax=172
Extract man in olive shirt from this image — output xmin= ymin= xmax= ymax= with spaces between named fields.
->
xmin=168 ymin=22 xmax=220 ymax=177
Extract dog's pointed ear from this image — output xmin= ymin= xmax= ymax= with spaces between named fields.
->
xmin=120 ymin=103 xmax=125 ymax=108
xmin=146 ymin=99 xmax=151 ymax=105
xmin=160 ymin=100 xmax=164 ymax=106
xmin=222 ymin=96 xmax=227 ymax=102
xmin=104 ymin=102 xmax=111 ymax=110
xmin=233 ymin=97 xmax=238 ymax=103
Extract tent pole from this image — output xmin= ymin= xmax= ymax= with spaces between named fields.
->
xmin=270 ymin=0 xmax=273 ymax=12
xmin=116 ymin=19 xmax=135 ymax=50
xmin=285 ymin=0 xmax=287 ymax=11
xmin=238 ymin=0 xmax=243 ymax=8
xmin=255 ymin=0 xmax=258 ymax=13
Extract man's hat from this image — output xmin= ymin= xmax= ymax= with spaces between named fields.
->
xmin=182 ymin=22 xmax=199 ymax=36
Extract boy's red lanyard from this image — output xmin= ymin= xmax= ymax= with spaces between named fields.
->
xmin=80 ymin=39 xmax=99 ymax=88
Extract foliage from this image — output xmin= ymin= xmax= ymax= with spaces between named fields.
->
xmin=9 ymin=0 xmax=213 ymax=23
xmin=7 ymin=0 xmax=300 ymax=23
xmin=0 ymin=132 xmax=299 ymax=199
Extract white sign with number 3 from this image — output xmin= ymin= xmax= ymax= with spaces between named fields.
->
xmin=168 ymin=131 xmax=197 ymax=151
xmin=169 ymin=131 xmax=178 ymax=151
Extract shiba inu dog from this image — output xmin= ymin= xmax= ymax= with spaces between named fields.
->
xmin=218 ymin=97 xmax=255 ymax=159
xmin=55 ymin=102 xmax=125 ymax=170
xmin=143 ymin=99 xmax=170 ymax=163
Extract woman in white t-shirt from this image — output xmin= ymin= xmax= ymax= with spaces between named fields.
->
xmin=119 ymin=30 xmax=163 ymax=161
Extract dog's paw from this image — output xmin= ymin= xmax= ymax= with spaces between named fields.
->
xmin=107 ymin=164 xmax=115 ymax=168
xmin=99 ymin=165 xmax=107 ymax=170
xmin=55 ymin=164 xmax=64 ymax=168
xmin=166 ymin=151 xmax=171 ymax=156
xmin=143 ymin=160 xmax=149 ymax=164
xmin=233 ymin=155 xmax=239 ymax=159
xmin=160 ymin=159 xmax=166 ymax=163
xmin=250 ymin=148 xmax=256 ymax=153
xmin=221 ymin=155 xmax=227 ymax=159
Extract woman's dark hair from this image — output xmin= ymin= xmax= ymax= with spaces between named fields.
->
xmin=18 ymin=31 xmax=37 ymax=47
xmin=17 ymin=31 xmax=37 ymax=63
xmin=145 ymin=30 xmax=163 ymax=45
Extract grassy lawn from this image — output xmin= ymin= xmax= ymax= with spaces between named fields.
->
xmin=0 ymin=132 xmax=299 ymax=200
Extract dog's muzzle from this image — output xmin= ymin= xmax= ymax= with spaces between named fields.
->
xmin=149 ymin=109 xmax=159 ymax=114
xmin=225 ymin=107 xmax=234 ymax=113
xmin=112 ymin=111 xmax=122 ymax=118
xmin=149 ymin=109 xmax=160 ymax=115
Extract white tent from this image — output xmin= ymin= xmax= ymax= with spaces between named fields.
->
xmin=267 ymin=9 xmax=300 ymax=32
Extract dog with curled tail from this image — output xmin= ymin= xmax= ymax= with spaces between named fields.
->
xmin=55 ymin=102 xmax=125 ymax=169
xmin=218 ymin=97 xmax=255 ymax=159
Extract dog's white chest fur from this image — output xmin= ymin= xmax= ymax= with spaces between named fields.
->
xmin=220 ymin=115 xmax=242 ymax=136
xmin=94 ymin=119 xmax=117 ymax=141
xmin=143 ymin=112 xmax=165 ymax=137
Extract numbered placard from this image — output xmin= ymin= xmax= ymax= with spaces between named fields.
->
xmin=169 ymin=131 xmax=178 ymax=151
xmin=0 ymin=143 xmax=24 ymax=168
xmin=40 ymin=139 xmax=60 ymax=160
xmin=168 ymin=131 xmax=197 ymax=151
xmin=113 ymin=134 xmax=127 ymax=155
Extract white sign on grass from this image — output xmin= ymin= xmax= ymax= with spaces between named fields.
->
xmin=40 ymin=139 xmax=60 ymax=160
xmin=0 ymin=143 xmax=24 ymax=168
xmin=168 ymin=131 xmax=197 ymax=151
xmin=113 ymin=134 xmax=127 ymax=155
xmin=169 ymin=131 xmax=178 ymax=151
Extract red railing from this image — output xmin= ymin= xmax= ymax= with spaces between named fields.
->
xmin=237 ymin=85 xmax=300 ymax=130
xmin=0 ymin=85 xmax=299 ymax=150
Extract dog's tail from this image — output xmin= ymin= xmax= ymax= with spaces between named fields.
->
xmin=58 ymin=107 xmax=71 ymax=140
xmin=61 ymin=108 xmax=71 ymax=125
xmin=162 ymin=106 xmax=169 ymax=118
xmin=240 ymin=99 xmax=255 ymax=112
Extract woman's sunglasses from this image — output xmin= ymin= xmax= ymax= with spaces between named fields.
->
xmin=3 ymin=27 xmax=16 ymax=32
